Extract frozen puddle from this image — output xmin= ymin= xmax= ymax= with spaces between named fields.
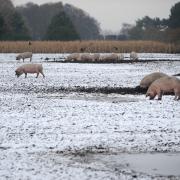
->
xmin=37 ymin=93 xmax=141 ymax=103
xmin=1 ymin=150 xmax=180 ymax=179
xmin=73 ymin=153 xmax=180 ymax=177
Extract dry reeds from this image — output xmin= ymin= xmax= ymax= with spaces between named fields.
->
xmin=0 ymin=40 xmax=179 ymax=53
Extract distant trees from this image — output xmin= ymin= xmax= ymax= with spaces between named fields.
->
xmin=9 ymin=11 xmax=31 ymax=40
xmin=44 ymin=11 xmax=80 ymax=40
xmin=17 ymin=2 xmax=65 ymax=40
xmin=16 ymin=2 xmax=101 ymax=40
xmin=166 ymin=2 xmax=180 ymax=43
xmin=64 ymin=4 xmax=101 ymax=40
xmin=118 ymin=2 xmax=180 ymax=43
xmin=0 ymin=0 xmax=179 ymax=43
xmin=169 ymin=2 xmax=180 ymax=28
xmin=0 ymin=14 xmax=5 ymax=39
xmin=0 ymin=0 xmax=31 ymax=40
xmin=127 ymin=16 xmax=167 ymax=41
xmin=0 ymin=0 xmax=101 ymax=41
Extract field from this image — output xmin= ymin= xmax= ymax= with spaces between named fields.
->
xmin=0 ymin=53 xmax=180 ymax=180
xmin=0 ymin=40 xmax=179 ymax=53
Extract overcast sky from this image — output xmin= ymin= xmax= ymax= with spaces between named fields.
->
xmin=12 ymin=0 xmax=179 ymax=32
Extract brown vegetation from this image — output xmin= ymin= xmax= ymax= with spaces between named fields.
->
xmin=0 ymin=40 xmax=179 ymax=53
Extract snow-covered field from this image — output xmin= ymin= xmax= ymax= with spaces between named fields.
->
xmin=0 ymin=53 xmax=180 ymax=180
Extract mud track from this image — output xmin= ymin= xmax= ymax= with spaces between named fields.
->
xmin=2 ymin=85 xmax=175 ymax=96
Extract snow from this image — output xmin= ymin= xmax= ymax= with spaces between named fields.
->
xmin=0 ymin=54 xmax=180 ymax=90
xmin=0 ymin=53 xmax=180 ymax=179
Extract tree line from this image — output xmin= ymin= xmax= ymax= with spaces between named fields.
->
xmin=0 ymin=0 xmax=179 ymax=43
xmin=0 ymin=0 xmax=31 ymax=40
xmin=0 ymin=0 xmax=101 ymax=40
xmin=107 ymin=2 xmax=180 ymax=43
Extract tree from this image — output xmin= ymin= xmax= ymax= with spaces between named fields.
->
xmin=0 ymin=0 xmax=31 ymax=40
xmin=135 ymin=16 xmax=168 ymax=31
xmin=169 ymin=2 xmax=180 ymax=28
xmin=17 ymin=2 xmax=101 ymax=40
xmin=17 ymin=2 xmax=64 ymax=40
xmin=10 ymin=11 xmax=31 ymax=40
xmin=128 ymin=26 xmax=144 ymax=40
xmin=44 ymin=11 xmax=80 ymax=40
xmin=127 ymin=16 xmax=168 ymax=41
xmin=120 ymin=23 xmax=133 ymax=35
xmin=0 ymin=14 xmax=5 ymax=38
xmin=64 ymin=4 xmax=101 ymax=40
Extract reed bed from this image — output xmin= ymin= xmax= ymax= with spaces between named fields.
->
xmin=0 ymin=40 xmax=179 ymax=53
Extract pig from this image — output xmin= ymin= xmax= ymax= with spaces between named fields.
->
xmin=80 ymin=53 xmax=94 ymax=62
xmin=80 ymin=53 xmax=101 ymax=62
xmin=99 ymin=53 xmax=118 ymax=62
xmin=16 ymin=52 xmax=33 ymax=62
xmin=117 ymin=53 xmax=124 ymax=61
xmin=130 ymin=51 xmax=138 ymax=61
xmin=66 ymin=53 xmax=81 ymax=62
xmin=15 ymin=64 xmax=45 ymax=78
xmin=146 ymin=76 xmax=180 ymax=100
xmin=93 ymin=53 xmax=100 ymax=62
xmin=140 ymin=72 xmax=169 ymax=88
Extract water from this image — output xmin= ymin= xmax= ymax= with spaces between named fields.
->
xmin=73 ymin=153 xmax=180 ymax=176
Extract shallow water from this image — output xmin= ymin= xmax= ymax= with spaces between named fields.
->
xmin=38 ymin=93 xmax=141 ymax=102
xmin=73 ymin=153 xmax=180 ymax=176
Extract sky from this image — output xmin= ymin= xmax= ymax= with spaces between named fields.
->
xmin=12 ymin=0 xmax=179 ymax=32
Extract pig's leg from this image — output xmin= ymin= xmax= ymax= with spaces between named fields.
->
xmin=157 ymin=90 xmax=163 ymax=100
xmin=174 ymin=89 xmax=180 ymax=100
xmin=40 ymin=71 xmax=45 ymax=78
xmin=36 ymin=72 xmax=39 ymax=78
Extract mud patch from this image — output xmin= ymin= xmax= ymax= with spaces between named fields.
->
xmin=54 ymin=145 xmax=110 ymax=156
xmin=70 ymin=86 xmax=147 ymax=95
xmin=0 ymin=85 xmax=148 ymax=95
xmin=32 ymin=85 xmax=173 ymax=96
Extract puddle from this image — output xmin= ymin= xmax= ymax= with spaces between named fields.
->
xmin=67 ymin=95 xmax=139 ymax=103
xmin=37 ymin=93 xmax=140 ymax=103
xmin=73 ymin=153 xmax=180 ymax=176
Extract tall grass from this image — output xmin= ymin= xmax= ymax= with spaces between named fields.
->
xmin=0 ymin=40 xmax=179 ymax=53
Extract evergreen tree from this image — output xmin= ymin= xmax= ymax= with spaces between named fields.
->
xmin=17 ymin=2 xmax=101 ymax=40
xmin=0 ymin=14 xmax=5 ymax=39
xmin=9 ymin=11 xmax=31 ymax=40
xmin=169 ymin=2 xmax=180 ymax=28
xmin=17 ymin=2 xmax=64 ymax=40
xmin=128 ymin=16 xmax=168 ymax=41
xmin=0 ymin=0 xmax=31 ymax=40
xmin=64 ymin=4 xmax=101 ymax=40
xmin=44 ymin=11 xmax=80 ymax=40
